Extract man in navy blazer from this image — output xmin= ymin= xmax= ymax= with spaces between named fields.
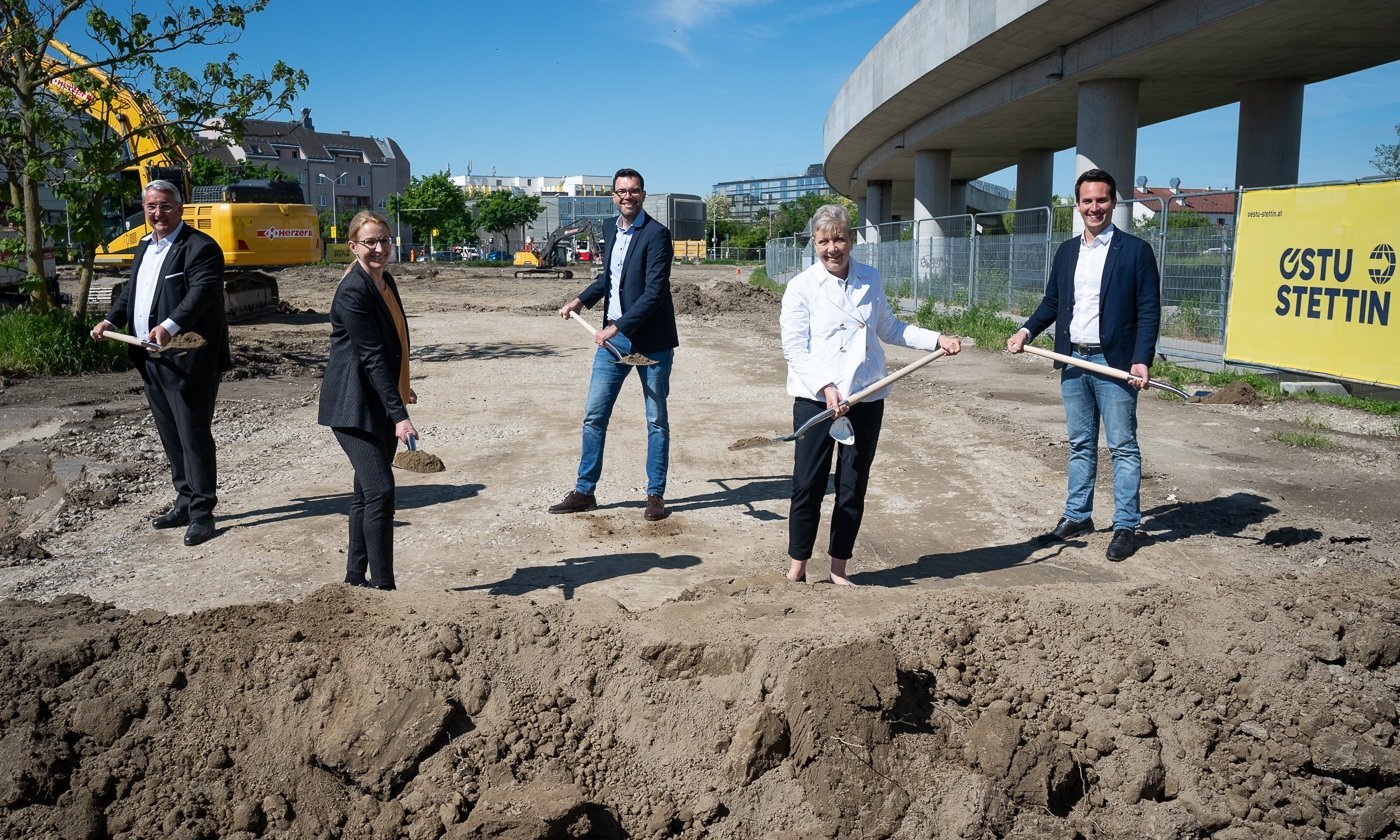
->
xmin=1007 ymin=168 xmax=1161 ymax=561
xmin=92 ymin=180 xmax=232 ymax=547
xmin=551 ymin=168 xmax=678 ymax=521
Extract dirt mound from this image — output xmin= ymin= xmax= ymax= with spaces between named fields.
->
xmin=2 ymin=573 xmax=1397 ymax=839
xmin=394 ymin=449 xmax=446 ymax=473
xmin=670 ymin=281 xmax=781 ymax=317
xmin=1196 ymin=380 xmax=1262 ymax=406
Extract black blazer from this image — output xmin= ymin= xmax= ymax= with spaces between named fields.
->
xmin=105 ymin=224 xmax=232 ymax=389
xmin=318 ymin=263 xmax=410 ymax=432
xmin=578 ymin=211 xmax=678 ymax=354
xmin=1021 ymin=228 xmax=1162 ymax=372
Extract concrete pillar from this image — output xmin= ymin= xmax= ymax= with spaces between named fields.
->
xmin=1075 ymin=78 xmax=1140 ymax=232
xmin=865 ymin=181 xmax=891 ymax=243
xmin=949 ymin=180 xmax=969 ymax=217
xmin=913 ymin=149 xmax=951 ymax=235
xmin=1235 ymin=79 xmax=1303 ymax=188
xmin=855 ymin=197 xmax=870 ymax=245
xmin=1017 ymin=149 xmax=1054 ymax=232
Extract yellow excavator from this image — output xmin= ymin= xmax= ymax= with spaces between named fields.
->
xmin=513 ymin=220 xmax=601 ymax=279
xmin=43 ymin=40 xmax=322 ymax=319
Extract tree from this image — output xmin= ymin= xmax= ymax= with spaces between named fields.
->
xmin=470 ymin=190 xmax=542 ymax=254
xmin=0 ymin=0 xmax=307 ymax=311
xmin=189 ymin=155 xmax=291 ymax=188
xmin=386 ymin=172 xmax=473 ymax=250
xmin=1373 ymin=123 xmax=1400 ymax=177
xmin=776 ymin=192 xmax=854 ymax=237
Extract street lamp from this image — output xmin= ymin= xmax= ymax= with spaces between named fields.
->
xmin=319 ymin=171 xmax=347 ymax=242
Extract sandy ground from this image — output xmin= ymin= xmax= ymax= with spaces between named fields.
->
xmin=1 ymin=263 xmax=1398 ymax=839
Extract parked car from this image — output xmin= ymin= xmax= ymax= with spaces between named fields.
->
xmin=486 ymin=250 xmax=510 ymax=261
xmin=431 ymin=250 xmax=459 ymax=261
xmin=461 ymin=246 xmax=482 ymax=260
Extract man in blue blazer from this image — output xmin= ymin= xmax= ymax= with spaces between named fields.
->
xmin=551 ymin=168 xmax=678 ymax=521
xmin=1007 ymin=168 xmax=1161 ymax=561
xmin=92 ymin=180 xmax=232 ymax=546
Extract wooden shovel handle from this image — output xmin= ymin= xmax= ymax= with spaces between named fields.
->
xmin=1020 ymin=344 xmax=1191 ymax=400
xmin=845 ymin=347 xmax=948 ymax=407
xmin=1021 ymin=345 xmax=1134 ymax=383
xmin=568 ymin=310 xmax=603 ymax=336
xmin=101 ymin=331 xmax=160 ymax=353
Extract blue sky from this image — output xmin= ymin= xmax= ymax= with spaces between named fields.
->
xmin=71 ymin=1 xmax=1400 ymax=197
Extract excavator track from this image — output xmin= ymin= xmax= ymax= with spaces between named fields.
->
xmin=224 ymin=271 xmax=280 ymax=322
xmin=514 ymin=268 xmax=573 ymax=279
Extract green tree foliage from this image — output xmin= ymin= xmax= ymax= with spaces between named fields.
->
xmin=0 ymin=0 xmax=307 ymax=312
xmin=1373 ymin=123 xmax=1400 ymax=177
xmin=387 ymin=172 xmax=474 ymax=249
xmin=470 ymin=189 xmax=542 ymax=254
xmin=775 ymin=193 xmax=855 ymax=237
xmin=189 ymin=155 xmax=292 ymax=188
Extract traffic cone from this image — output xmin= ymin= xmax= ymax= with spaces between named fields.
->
xmin=735 ymin=267 xmax=741 ymax=275
xmin=410 ymin=249 xmax=416 ymax=262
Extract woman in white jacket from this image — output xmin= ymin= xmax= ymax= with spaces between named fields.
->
xmin=779 ymin=205 xmax=961 ymax=585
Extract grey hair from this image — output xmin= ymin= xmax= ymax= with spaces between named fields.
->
xmin=143 ymin=180 xmax=183 ymax=203
xmin=810 ymin=204 xmax=851 ymax=237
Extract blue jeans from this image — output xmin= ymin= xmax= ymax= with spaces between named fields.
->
xmin=575 ymin=330 xmax=673 ymax=497
xmin=1061 ymin=351 xmax=1141 ymax=531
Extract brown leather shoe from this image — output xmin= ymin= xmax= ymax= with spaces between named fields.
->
xmin=548 ymin=490 xmax=597 ymax=514
xmin=644 ymin=494 xmax=669 ymax=521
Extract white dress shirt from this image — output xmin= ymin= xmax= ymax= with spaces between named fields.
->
xmin=606 ymin=209 xmax=646 ymax=323
xmin=780 ymin=258 xmax=942 ymax=402
xmin=1068 ymin=224 xmax=1115 ymax=344
xmin=133 ymin=223 xmax=184 ymax=339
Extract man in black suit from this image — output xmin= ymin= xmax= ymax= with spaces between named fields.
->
xmin=92 ymin=180 xmax=232 ymax=546
xmin=551 ymin=168 xmax=678 ymax=521
xmin=1007 ymin=168 xmax=1161 ymax=561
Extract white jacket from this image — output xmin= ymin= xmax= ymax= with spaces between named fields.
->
xmin=780 ymin=259 xmax=943 ymax=402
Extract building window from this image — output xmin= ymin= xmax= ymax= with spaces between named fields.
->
xmin=336 ymin=173 xmax=347 ymax=186
xmin=317 ymin=195 xmax=326 ymax=207
xmin=357 ymin=175 xmax=367 ymax=187
xmin=377 ymin=197 xmax=386 ymax=209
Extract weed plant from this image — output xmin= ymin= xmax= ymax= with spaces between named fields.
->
xmin=1269 ymin=431 xmax=1337 ymax=449
xmin=0 ymin=308 xmax=127 ymax=376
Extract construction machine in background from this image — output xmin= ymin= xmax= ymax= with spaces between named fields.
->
xmin=513 ymin=221 xmax=602 ymax=279
xmin=43 ymin=40 xmax=322 ymax=320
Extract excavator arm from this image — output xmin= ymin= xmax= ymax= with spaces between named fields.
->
xmin=514 ymin=220 xmax=601 ymax=279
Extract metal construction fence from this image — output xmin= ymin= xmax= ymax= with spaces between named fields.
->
xmin=766 ymin=191 xmax=1242 ymax=363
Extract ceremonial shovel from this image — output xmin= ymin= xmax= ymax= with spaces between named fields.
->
xmin=100 ymin=331 xmax=162 ymax=355
xmin=567 ymin=311 xmax=658 ymax=366
xmin=729 ymin=347 xmax=949 ymax=450
xmin=1020 ymin=345 xmax=1194 ymax=400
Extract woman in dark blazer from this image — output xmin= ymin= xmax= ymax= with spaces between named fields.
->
xmin=318 ymin=210 xmax=418 ymax=590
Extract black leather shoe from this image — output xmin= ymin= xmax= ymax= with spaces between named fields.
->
xmin=548 ymin=490 xmax=597 ymax=514
xmin=183 ymin=518 xmax=215 ymax=547
xmin=153 ymin=508 xmax=190 ymax=530
xmin=1106 ymin=529 xmax=1136 ymax=561
xmin=1038 ymin=516 xmax=1094 ymax=543
xmin=644 ymin=494 xmax=669 ymax=521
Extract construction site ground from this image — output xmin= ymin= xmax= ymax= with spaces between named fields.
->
xmin=0 ymin=262 xmax=1397 ymax=839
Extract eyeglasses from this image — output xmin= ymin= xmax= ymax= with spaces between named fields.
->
xmin=144 ymin=203 xmax=178 ymax=212
xmin=613 ymin=188 xmax=644 ymax=196
xmin=353 ymin=237 xmax=393 ymax=249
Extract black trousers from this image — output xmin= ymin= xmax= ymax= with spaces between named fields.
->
xmin=333 ymin=424 xmax=398 ymax=587
xmin=788 ymin=398 xmax=884 ymax=561
xmin=144 ymin=377 xmax=219 ymax=520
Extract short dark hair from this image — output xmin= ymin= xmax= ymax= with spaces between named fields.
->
xmin=613 ymin=168 xmax=644 ymax=190
xmin=1074 ymin=168 xmax=1117 ymax=201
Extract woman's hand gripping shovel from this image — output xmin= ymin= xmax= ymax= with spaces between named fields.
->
xmin=568 ymin=311 xmax=657 ymax=366
xmin=729 ymin=347 xmax=950 ymax=451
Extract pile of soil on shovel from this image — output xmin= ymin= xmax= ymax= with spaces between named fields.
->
xmin=1195 ymin=380 xmax=1262 ymax=406
xmin=166 ymin=331 xmax=207 ymax=351
xmin=393 ymin=449 xmax=445 ymax=473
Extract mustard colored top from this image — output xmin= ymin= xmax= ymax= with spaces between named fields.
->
xmin=378 ymin=284 xmax=411 ymax=405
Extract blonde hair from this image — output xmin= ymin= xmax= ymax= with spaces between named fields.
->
xmin=347 ymin=210 xmax=391 ymax=241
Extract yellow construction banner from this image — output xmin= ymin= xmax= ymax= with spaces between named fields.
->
xmin=1226 ymin=180 xmax=1398 ymax=386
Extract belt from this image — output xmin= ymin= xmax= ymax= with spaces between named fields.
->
xmin=1072 ymin=343 xmax=1102 ymax=355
